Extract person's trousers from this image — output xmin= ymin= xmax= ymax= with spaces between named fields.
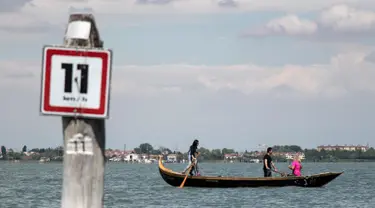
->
xmin=263 ymin=168 xmax=272 ymax=177
xmin=183 ymin=160 xmax=198 ymax=175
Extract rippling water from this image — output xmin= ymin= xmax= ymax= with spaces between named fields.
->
xmin=0 ymin=161 xmax=374 ymax=208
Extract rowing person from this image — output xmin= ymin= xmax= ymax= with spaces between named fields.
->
xmin=182 ymin=139 xmax=200 ymax=176
xmin=288 ymin=154 xmax=302 ymax=176
xmin=263 ymin=147 xmax=277 ymax=177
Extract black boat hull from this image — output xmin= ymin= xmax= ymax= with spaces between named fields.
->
xmin=158 ymin=160 xmax=343 ymax=188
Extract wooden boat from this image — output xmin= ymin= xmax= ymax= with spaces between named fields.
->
xmin=158 ymin=158 xmax=343 ymax=188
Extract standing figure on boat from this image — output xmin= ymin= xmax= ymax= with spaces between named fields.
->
xmin=288 ymin=154 xmax=302 ymax=176
xmin=263 ymin=147 xmax=277 ymax=177
xmin=182 ymin=139 xmax=200 ymax=176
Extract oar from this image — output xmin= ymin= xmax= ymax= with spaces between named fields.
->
xmin=272 ymin=169 xmax=287 ymax=177
xmin=179 ymin=153 xmax=200 ymax=188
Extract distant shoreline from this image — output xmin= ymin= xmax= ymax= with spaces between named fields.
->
xmin=199 ymin=160 xmax=375 ymax=163
xmin=2 ymin=159 xmax=375 ymax=164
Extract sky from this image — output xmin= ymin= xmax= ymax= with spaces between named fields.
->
xmin=1 ymin=0 xmax=375 ymax=152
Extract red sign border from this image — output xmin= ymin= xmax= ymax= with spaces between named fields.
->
xmin=40 ymin=46 xmax=112 ymax=118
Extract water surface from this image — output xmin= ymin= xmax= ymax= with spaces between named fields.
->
xmin=0 ymin=162 xmax=373 ymax=208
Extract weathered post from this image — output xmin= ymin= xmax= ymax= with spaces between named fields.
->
xmin=40 ymin=13 xmax=113 ymax=208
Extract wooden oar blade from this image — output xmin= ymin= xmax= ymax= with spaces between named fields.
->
xmin=179 ymin=165 xmax=193 ymax=188
xmin=179 ymin=152 xmax=200 ymax=188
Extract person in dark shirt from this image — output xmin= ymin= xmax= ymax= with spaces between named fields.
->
xmin=263 ymin=147 xmax=277 ymax=177
xmin=182 ymin=139 xmax=200 ymax=176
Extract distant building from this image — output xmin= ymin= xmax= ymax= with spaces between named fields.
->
xmin=140 ymin=154 xmax=148 ymax=160
xmin=149 ymin=155 xmax=160 ymax=160
xmin=224 ymin=153 xmax=238 ymax=160
xmin=123 ymin=152 xmax=139 ymax=162
xmin=284 ymin=152 xmax=305 ymax=160
xmin=105 ymin=149 xmax=135 ymax=158
xmin=317 ymin=144 xmax=369 ymax=152
xmin=23 ymin=151 xmax=39 ymax=156
xmin=166 ymin=154 xmax=177 ymax=162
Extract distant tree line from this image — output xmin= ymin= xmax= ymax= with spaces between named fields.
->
xmin=2 ymin=143 xmax=375 ymax=162
xmin=123 ymin=143 xmax=237 ymax=161
xmin=0 ymin=145 xmax=63 ymax=161
xmin=1 ymin=145 xmax=6 ymax=159
xmin=304 ymin=148 xmax=375 ymax=162
xmin=129 ymin=143 xmax=375 ymax=162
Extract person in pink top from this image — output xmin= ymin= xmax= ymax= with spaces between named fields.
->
xmin=288 ymin=154 xmax=302 ymax=176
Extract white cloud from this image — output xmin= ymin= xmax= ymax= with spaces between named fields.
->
xmin=2 ymin=0 xmax=375 ymax=151
xmin=0 ymin=0 xmax=31 ymax=12
xmin=365 ymin=51 xmax=375 ymax=62
xmin=250 ymin=15 xmax=318 ymax=36
xmin=114 ymin=52 xmax=375 ymax=97
xmin=0 ymin=12 xmax=52 ymax=33
xmin=0 ymin=60 xmax=38 ymax=89
xmin=319 ymin=4 xmax=375 ymax=31
xmin=2 ymin=0 xmax=375 ymax=28
xmin=2 ymin=50 xmax=375 ymax=98
xmin=2 ymin=1 xmax=375 ymax=39
xmin=244 ymin=4 xmax=375 ymax=37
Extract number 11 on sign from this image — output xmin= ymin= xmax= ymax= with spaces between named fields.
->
xmin=61 ymin=63 xmax=89 ymax=94
xmin=40 ymin=46 xmax=113 ymax=119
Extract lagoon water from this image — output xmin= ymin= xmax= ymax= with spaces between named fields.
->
xmin=0 ymin=161 xmax=374 ymax=208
